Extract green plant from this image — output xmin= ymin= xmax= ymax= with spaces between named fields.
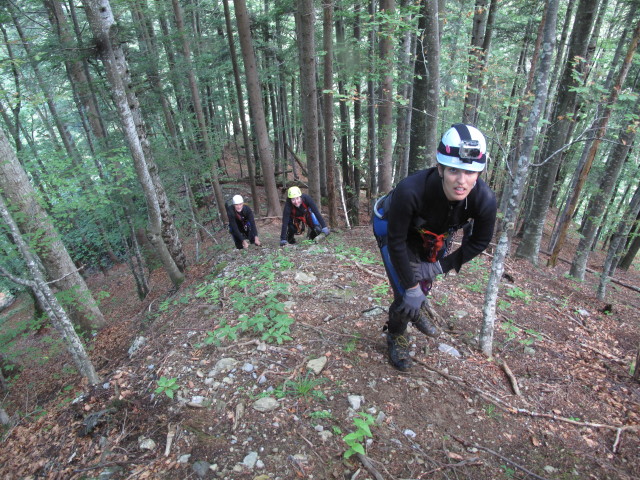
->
xmin=343 ymin=412 xmax=375 ymax=459
xmin=505 ymin=286 xmax=532 ymax=304
xmin=497 ymin=299 xmax=512 ymax=312
xmin=371 ymin=283 xmax=389 ymax=304
xmin=500 ymin=464 xmax=516 ymax=478
xmin=155 ymin=377 xmax=180 ymax=399
xmin=482 ymin=403 xmax=500 ymax=419
xmin=343 ymin=335 xmax=360 ymax=353
xmin=309 ymin=410 xmax=333 ymax=420
xmin=283 ymin=373 xmax=327 ymax=400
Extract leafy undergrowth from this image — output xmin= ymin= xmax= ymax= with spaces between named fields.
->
xmin=0 ymin=220 xmax=638 ymax=480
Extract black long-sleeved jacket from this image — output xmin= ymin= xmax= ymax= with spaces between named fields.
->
xmin=228 ymin=204 xmax=258 ymax=239
xmin=280 ymin=193 xmax=327 ymax=241
xmin=386 ymin=167 xmax=497 ymax=290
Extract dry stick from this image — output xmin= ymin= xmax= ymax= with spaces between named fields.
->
xmin=355 ymin=453 xmax=386 ymax=480
xmin=500 ymin=360 xmax=521 ymax=396
xmin=579 ymin=342 xmax=628 ymax=366
xmin=354 ymin=261 xmax=387 ymax=280
xmin=452 ymin=435 xmax=550 ymax=480
xmin=421 ymin=457 xmax=483 ymax=477
xmin=414 ymin=359 xmax=640 ymax=452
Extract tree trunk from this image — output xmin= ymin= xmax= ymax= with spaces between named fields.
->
xmin=82 ymin=0 xmax=184 ymax=289
xmin=0 ymin=178 xmax=100 ymax=385
xmin=515 ymin=0 xmax=599 ymax=264
xmin=323 ymin=1 xmax=338 ymax=227
xmin=234 ymin=0 xmax=282 ymax=216
xmin=597 ymin=185 xmax=640 ymax=300
xmin=548 ymin=18 xmax=640 ymax=267
xmin=377 ymin=0 xmax=395 ymax=193
xmin=172 ymin=0 xmax=228 ymax=225
xmin=295 ymin=0 xmax=321 ymax=204
xmin=618 ymin=212 xmax=639 ymax=270
xmin=0 ymin=129 xmax=106 ymax=333
xmin=480 ymin=0 xmax=558 ymax=357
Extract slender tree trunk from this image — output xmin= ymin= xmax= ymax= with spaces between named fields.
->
xmin=323 ymin=1 xmax=337 ymax=227
xmin=172 ymin=0 xmax=228 ymax=224
xmin=234 ymin=0 xmax=282 ymax=216
xmin=82 ymin=0 xmax=184 ymax=289
xmin=619 ymin=212 xmax=639 ymax=270
xmin=515 ymin=0 xmax=599 ymax=264
xmin=0 ymin=129 xmax=106 ymax=333
xmin=597 ymin=185 xmax=640 ymax=300
xmin=0 ymin=193 xmax=100 ymax=385
xmin=480 ymin=0 xmax=558 ymax=357
xmin=295 ymin=0 xmax=321 ymax=204
xmin=377 ymin=0 xmax=395 ymax=193
xmin=549 ymin=19 xmax=640 ymax=267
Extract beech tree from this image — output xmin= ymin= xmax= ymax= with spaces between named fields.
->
xmin=0 ymin=129 xmax=105 ymax=333
xmin=82 ymin=0 xmax=185 ymax=288
xmin=480 ymin=0 xmax=558 ymax=356
xmin=0 ymin=190 xmax=100 ymax=385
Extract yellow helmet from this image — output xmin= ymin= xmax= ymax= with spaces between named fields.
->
xmin=288 ymin=186 xmax=302 ymax=199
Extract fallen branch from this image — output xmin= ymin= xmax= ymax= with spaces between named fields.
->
xmin=414 ymin=359 xmax=640 ymax=452
xmin=500 ymin=360 xmax=521 ymax=396
xmin=579 ymin=342 xmax=628 ymax=366
xmin=355 ymin=453 xmax=385 ymax=480
xmin=452 ymin=435 xmax=550 ymax=480
xmin=354 ymin=262 xmax=387 ymax=280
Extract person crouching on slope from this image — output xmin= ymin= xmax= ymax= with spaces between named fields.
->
xmin=372 ymin=124 xmax=497 ymax=371
xmin=227 ymin=195 xmax=261 ymax=249
xmin=280 ymin=186 xmax=330 ymax=246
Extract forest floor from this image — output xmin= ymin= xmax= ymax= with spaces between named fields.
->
xmin=0 ymin=174 xmax=639 ymax=480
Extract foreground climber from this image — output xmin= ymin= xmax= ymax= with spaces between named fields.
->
xmin=280 ymin=186 xmax=330 ymax=245
xmin=227 ymin=195 xmax=261 ymax=249
xmin=373 ymin=124 xmax=497 ymax=371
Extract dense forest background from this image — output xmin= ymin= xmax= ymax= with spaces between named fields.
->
xmin=0 ymin=0 xmax=639 ymax=413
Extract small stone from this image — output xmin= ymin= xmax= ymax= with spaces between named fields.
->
xmin=294 ymin=271 xmax=316 ymax=283
xmin=307 ymin=356 xmax=328 ymax=374
xmin=404 ymin=429 xmax=417 ymax=438
xmin=242 ymin=363 xmax=255 ymax=372
xmin=252 ymin=397 xmax=279 ymax=412
xmin=438 ymin=344 xmax=461 ymax=358
xmin=243 ymin=451 xmax=259 ymax=469
xmin=128 ymin=336 xmax=146 ymax=357
xmin=192 ymin=461 xmax=211 ymax=478
xmin=347 ymin=395 xmax=364 ymax=410
xmin=178 ymin=454 xmax=191 ymax=463
xmin=543 ymin=466 xmax=558 ymax=474
xmin=138 ymin=436 xmax=156 ymax=451
xmin=208 ymin=358 xmax=239 ymax=377
xmin=318 ymin=430 xmax=333 ymax=442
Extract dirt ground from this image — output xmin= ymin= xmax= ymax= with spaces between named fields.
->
xmin=0 ymin=172 xmax=638 ymax=480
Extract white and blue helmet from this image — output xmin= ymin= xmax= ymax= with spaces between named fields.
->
xmin=436 ymin=124 xmax=487 ymax=172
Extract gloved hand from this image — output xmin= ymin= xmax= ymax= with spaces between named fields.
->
xmin=398 ymin=286 xmax=425 ymax=319
xmin=415 ymin=261 xmax=443 ymax=282
xmin=280 ymin=240 xmax=287 ymax=246
xmin=321 ymin=227 xmax=330 ymax=236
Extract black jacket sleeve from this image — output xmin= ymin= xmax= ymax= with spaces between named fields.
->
xmin=228 ymin=206 xmax=242 ymax=238
xmin=244 ymin=206 xmax=259 ymax=237
xmin=280 ymin=200 xmax=292 ymax=241
xmin=386 ymin=174 xmax=426 ymax=290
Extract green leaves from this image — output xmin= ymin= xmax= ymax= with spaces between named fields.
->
xmin=154 ymin=376 xmax=180 ymax=399
xmin=342 ymin=412 xmax=375 ymax=459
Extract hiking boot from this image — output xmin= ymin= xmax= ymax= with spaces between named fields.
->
xmin=412 ymin=314 xmax=440 ymax=338
xmin=386 ymin=332 xmax=412 ymax=371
